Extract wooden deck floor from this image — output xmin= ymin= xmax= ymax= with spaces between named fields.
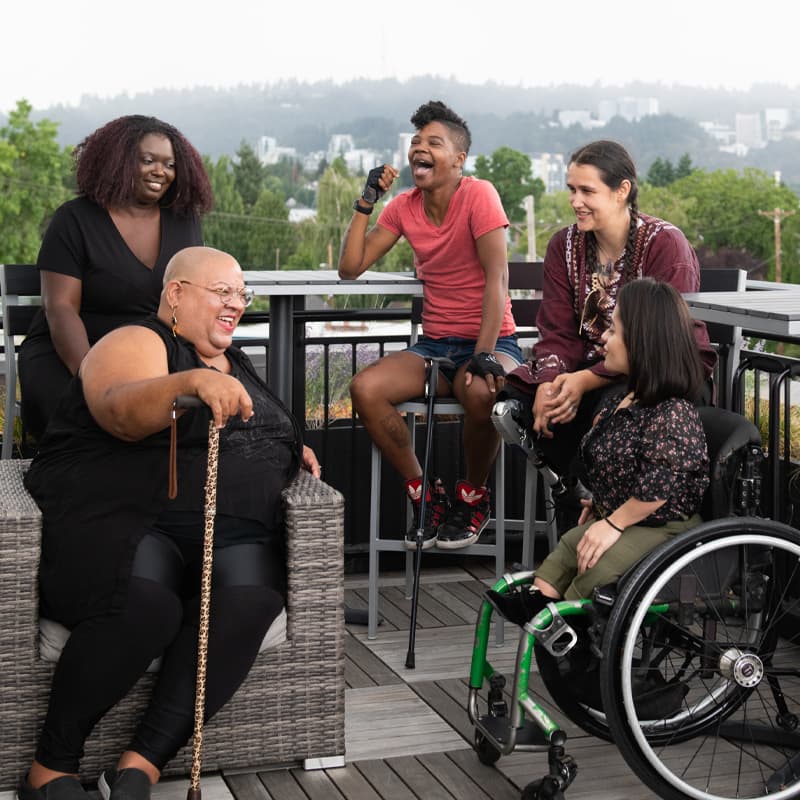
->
xmin=221 ymin=562 xmax=657 ymax=800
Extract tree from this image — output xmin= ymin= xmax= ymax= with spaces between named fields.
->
xmin=202 ymin=154 xmax=248 ymax=261
xmin=646 ymin=157 xmax=675 ymax=187
xmin=233 ymin=140 xmax=266 ymax=210
xmin=0 ymin=100 xmax=71 ymax=262
xmin=245 ymin=189 xmax=295 ymax=269
xmin=646 ymin=153 xmax=694 ymax=187
xmin=473 ymin=146 xmax=542 ymax=223
xmin=672 ymin=168 xmax=800 ymax=283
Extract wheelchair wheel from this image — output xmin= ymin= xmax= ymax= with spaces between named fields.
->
xmin=534 ymin=614 xmax=612 ymax=741
xmin=601 ymin=517 xmax=800 ymax=800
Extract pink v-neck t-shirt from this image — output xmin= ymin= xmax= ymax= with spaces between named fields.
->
xmin=377 ymin=176 xmax=513 ymax=340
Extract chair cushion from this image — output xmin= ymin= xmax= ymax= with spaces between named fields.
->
xmin=39 ymin=608 xmax=288 ymax=670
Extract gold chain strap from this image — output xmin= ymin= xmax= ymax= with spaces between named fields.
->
xmin=188 ymin=421 xmax=220 ymax=800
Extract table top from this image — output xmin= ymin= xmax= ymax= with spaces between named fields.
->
xmin=243 ymin=269 xmax=423 ymax=297
xmin=684 ymin=290 xmax=800 ymax=336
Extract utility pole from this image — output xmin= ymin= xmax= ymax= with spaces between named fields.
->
xmin=525 ymin=195 xmax=537 ymax=261
xmin=757 ymin=207 xmax=795 ymax=284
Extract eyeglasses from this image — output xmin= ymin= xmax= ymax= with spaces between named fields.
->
xmin=178 ymin=280 xmax=254 ymax=307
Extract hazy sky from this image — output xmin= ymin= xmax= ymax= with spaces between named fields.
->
xmin=4 ymin=0 xmax=797 ymax=112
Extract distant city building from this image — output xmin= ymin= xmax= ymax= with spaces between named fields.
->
xmin=327 ymin=133 xmax=355 ymax=163
xmin=735 ymin=112 xmax=765 ymax=151
xmin=303 ymin=151 xmax=326 ymax=173
xmin=699 ymin=121 xmax=736 ymax=146
xmin=557 ymin=109 xmax=595 ymax=129
xmin=342 ymin=148 xmax=383 ymax=174
xmin=395 ymin=132 xmax=414 ymax=169
xmin=596 ymin=96 xmax=659 ymax=123
xmin=529 ymin=152 xmax=567 ymax=194
xmin=256 ymin=136 xmax=297 ymax=165
xmin=765 ymin=108 xmax=790 ymax=141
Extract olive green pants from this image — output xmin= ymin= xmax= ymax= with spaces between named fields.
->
xmin=535 ymin=514 xmax=702 ymax=600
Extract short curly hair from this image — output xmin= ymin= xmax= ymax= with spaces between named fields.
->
xmin=410 ymin=100 xmax=472 ymax=154
xmin=74 ymin=115 xmax=213 ymax=216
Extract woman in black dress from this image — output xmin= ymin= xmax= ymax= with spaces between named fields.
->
xmin=19 ymin=115 xmax=213 ymax=439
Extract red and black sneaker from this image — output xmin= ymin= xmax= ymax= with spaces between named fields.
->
xmin=404 ymin=477 xmax=450 ymax=550
xmin=436 ymin=480 xmax=490 ymax=549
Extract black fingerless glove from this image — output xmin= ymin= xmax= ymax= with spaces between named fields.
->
xmin=362 ymin=166 xmax=387 ymax=204
xmin=467 ymin=351 xmax=506 ymax=380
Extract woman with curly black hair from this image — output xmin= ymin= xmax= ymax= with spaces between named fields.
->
xmin=19 ymin=115 xmax=213 ymax=440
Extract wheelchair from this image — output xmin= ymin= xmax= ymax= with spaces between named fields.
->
xmin=469 ymin=403 xmax=800 ymax=799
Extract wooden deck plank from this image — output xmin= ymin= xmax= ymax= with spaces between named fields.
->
xmin=256 ymin=771 xmax=308 ymax=800
xmin=422 ymin=581 xmax=481 ymax=624
xmin=382 ymin=586 xmax=444 ymax=629
xmin=352 ymin=761 xmax=417 ymax=800
xmin=325 ymin=766 xmax=386 ymax=800
xmin=291 ymin=768 xmax=346 ymax=799
xmin=346 ymin=633 xmax=403 ymax=687
xmin=409 ymin=680 xmax=474 ymax=744
xmin=444 ymin=749 xmax=521 ymax=800
xmin=356 ymin=625 xmax=519 ymax=683
xmin=417 ymin=752 xmax=493 ymax=800
xmin=346 ymin=685 xmax=467 ymax=762
xmin=383 ymin=756 xmax=457 ymax=800
xmin=223 ymin=774 xmax=272 ymax=800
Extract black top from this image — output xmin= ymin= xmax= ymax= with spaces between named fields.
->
xmin=26 ymin=196 xmax=203 ymax=344
xmin=581 ymin=392 xmax=709 ymax=525
xmin=24 ymin=316 xmax=302 ymax=626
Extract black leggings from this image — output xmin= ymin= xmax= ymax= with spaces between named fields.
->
xmin=36 ymin=534 xmax=284 ymax=773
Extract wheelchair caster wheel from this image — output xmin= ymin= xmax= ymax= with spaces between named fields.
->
xmin=521 ymin=777 xmax=565 ymax=800
xmin=474 ymin=730 xmax=501 ymax=766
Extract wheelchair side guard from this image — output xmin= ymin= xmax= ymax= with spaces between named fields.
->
xmin=526 ymin=603 xmax=581 ymax=658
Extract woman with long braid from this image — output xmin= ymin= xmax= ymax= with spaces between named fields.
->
xmin=502 ymin=140 xmax=715 ymax=521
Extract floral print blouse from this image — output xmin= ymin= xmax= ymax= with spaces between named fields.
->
xmin=581 ymin=393 xmax=709 ymax=525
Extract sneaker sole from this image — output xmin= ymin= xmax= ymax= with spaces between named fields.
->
xmin=404 ymin=536 xmax=437 ymax=551
xmin=436 ymin=514 xmax=489 ymax=549
xmin=435 ymin=532 xmax=479 ymax=549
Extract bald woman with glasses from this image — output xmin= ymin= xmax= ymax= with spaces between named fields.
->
xmin=19 ymin=247 xmax=319 ymax=800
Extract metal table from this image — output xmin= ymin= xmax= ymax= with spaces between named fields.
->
xmin=243 ymin=269 xmax=423 ymax=408
xmin=683 ymin=290 xmax=800 ymax=339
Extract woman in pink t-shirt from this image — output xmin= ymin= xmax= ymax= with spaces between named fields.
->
xmin=339 ymin=100 xmax=522 ymax=551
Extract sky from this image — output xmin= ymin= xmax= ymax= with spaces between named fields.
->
xmin=3 ymin=0 xmax=798 ymax=113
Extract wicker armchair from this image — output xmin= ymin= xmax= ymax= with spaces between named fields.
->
xmin=0 ymin=461 xmax=345 ymax=789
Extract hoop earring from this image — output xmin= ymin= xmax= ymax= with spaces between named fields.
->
xmin=171 ymin=307 xmax=179 ymax=338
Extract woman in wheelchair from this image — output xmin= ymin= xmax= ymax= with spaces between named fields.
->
xmin=488 ymin=278 xmax=708 ymax=624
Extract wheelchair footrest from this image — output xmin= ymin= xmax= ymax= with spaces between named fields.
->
xmin=478 ymin=714 xmax=551 ymax=749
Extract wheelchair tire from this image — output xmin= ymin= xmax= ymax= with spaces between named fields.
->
xmin=601 ymin=517 xmax=800 ymax=800
xmin=533 ymin=614 xmax=612 ymax=741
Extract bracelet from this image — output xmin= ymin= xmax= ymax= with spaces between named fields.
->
xmin=604 ymin=516 xmax=624 ymax=533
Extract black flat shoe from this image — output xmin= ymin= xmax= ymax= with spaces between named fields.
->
xmin=18 ymin=776 xmax=90 ymax=800
xmin=485 ymin=587 xmax=550 ymax=627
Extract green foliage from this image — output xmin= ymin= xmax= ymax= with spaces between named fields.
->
xmin=233 ymin=140 xmax=267 ymax=210
xmin=0 ymin=100 xmax=71 ymax=262
xmin=671 ymin=168 xmax=800 ymax=282
xmin=646 ymin=153 xmax=695 ymax=187
xmin=473 ymin=146 xmax=542 ymax=223
xmin=244 ymin=189 xmax=296 ymax=268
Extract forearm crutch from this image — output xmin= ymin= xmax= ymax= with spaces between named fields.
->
xmin=405 ymin=356 xmax=453 ymax=669
xmin=171 ymin=397 xmax=219 ymax=800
